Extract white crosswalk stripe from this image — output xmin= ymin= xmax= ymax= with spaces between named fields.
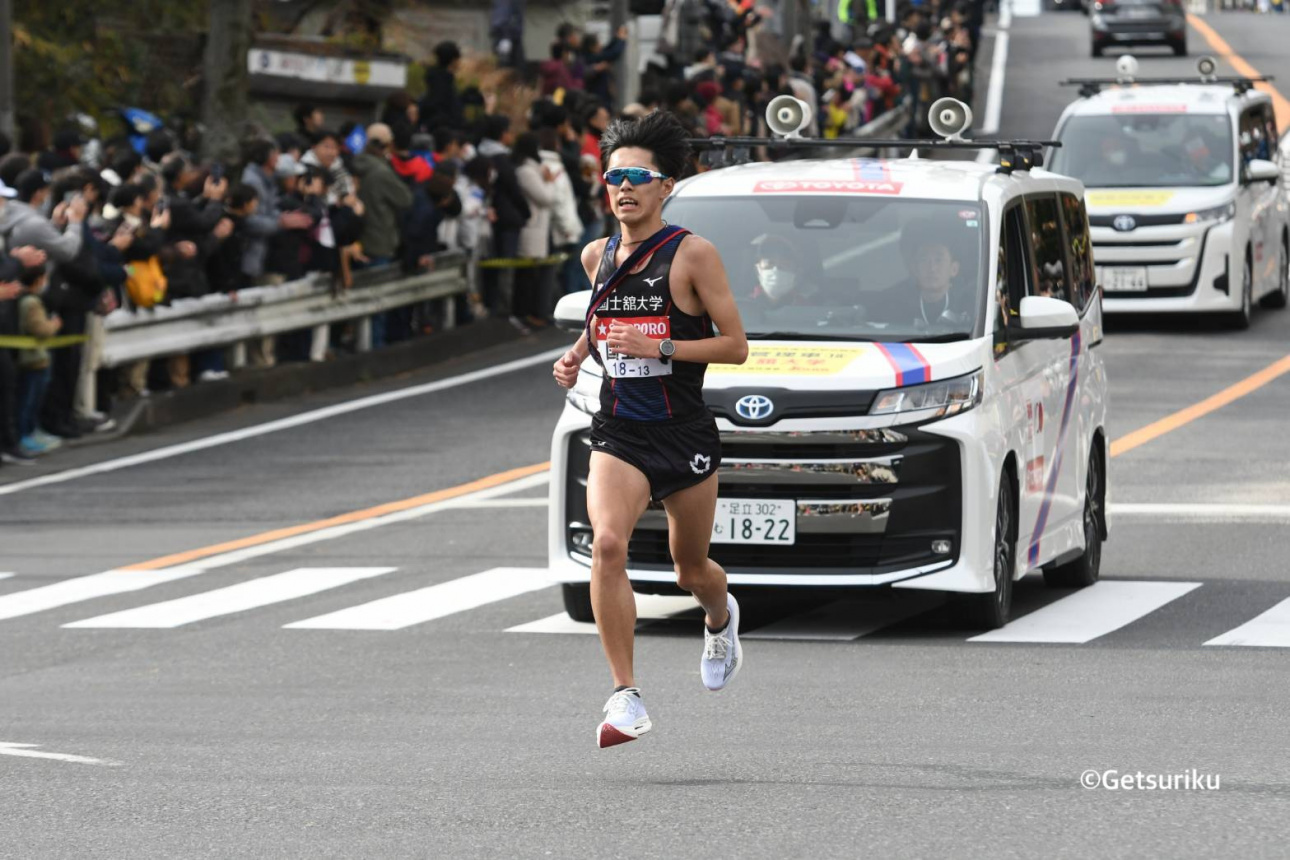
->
xmin=968 ymin=581 xmax=1202 ymax=644
xmin=286 ymin=567 xmax=551 ymax=630
xmin=1205 ymin=597 xmax=1290 ymax=647
xmin=64 ymin=568 xmax=397 ymax=629
xmin=744 ymin=594 xmax=947 ymax=641
xmin=0 ymin=568 xmax=206 ymax=622
xmin=506 ymin=594 xmax=698 ymax=634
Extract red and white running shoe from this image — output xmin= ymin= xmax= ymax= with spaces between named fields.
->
xmin=597 ymin=687 xmax=652 ymax=748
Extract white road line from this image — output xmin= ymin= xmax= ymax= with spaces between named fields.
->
xmin=507 ymin=593 xmax=698 ymax=635
xmin=0 ymin=573 xmax=13 ymax=580
xmin=0 ymin=472 xmax=549 ymax=622
xmin=64 ymin=568 xmax=397 ymax=629
xmin=452 ymin=498 xmax=549 ymax=509
xmin=0 ymin=568 xmax=206 ymax=622
xmin=976 ymin=4 xmax=1012 ymax=163
xmin=1110 ymin=503 xmax=1290 ymax=522
xmin=0 ymin=346 xmax=566 ymax=497
xmin=286 ymin=567 xmax=551 ymax=630
xmin=744 ymin=594 xmax=946 ymax=641
xmin=969 ymin=580 xmax=1201 ymax=644
xmin=0 ymin=742 xmax=120 ymax=766
xmin=1205 ymin=598 xmax=1290 ymax=647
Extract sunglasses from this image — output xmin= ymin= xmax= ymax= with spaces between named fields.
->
xmin=603 ymin=167 xmax=669 ymax=186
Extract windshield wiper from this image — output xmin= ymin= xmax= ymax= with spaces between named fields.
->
xmin=745 ymin=331 xmax=873 ymax=342
xmin=906 ymin=332 xmax=973 ymax=343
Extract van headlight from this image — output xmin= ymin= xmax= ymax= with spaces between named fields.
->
xmin=1183 ymin=202 xmax=1236 ymax=225
xmin=566 ymin=362 xmax=602 ymax=415
xmin=870 ymin=369 xmax=983 ymax=419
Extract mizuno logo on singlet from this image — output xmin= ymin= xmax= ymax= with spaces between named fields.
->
xmin=643 ymin=276 xmax=663 ymax=287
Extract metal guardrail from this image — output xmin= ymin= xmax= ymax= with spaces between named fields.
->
xmin=780 ymin=102 xmax=913 ymax=161
xmin=100 ymin=252 xmax=468 ymax=369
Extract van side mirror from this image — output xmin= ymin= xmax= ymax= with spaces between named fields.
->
xmin=554 ymin=290 xmax=593 ymax=332
xmin=1007 ymin=295 xmax=1080 ymax=341
xmin=1243 ymin=158 xmax=1279 ymax=184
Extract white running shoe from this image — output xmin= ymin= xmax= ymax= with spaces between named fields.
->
xmin=701 ymin=594 xmax=743 ymax=691
xmin=597 ymin=687 xmax=652 ymax=748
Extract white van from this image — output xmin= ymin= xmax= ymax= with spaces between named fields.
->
xmin=548 ymin=101 xmax=1110 ymax=629
xmin=1048 ymin=58 xmax=1290 ymax=326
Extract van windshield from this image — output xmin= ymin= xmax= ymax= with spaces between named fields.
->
xmin=1050 ymin=113 xmax=1235 ymax=188
xmin=661 ymin=196 xmax=986 ymax=342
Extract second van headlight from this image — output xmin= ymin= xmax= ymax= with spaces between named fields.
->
xmin=871 ymin=369 xmax=984 ymax=419
xmin=1183 ymin=202 xmax=1236 ymax=224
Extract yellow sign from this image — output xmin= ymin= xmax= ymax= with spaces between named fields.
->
xmin=711 ymin=345 xmax=865 ymax=375
xmin=1086 ymin=190 xmax=1176 ymax=208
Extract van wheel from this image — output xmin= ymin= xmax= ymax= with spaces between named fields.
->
xmin=962 ymin=473 xmax=1016 ymax=630
xmin=1228 ymin=250 xmax=1254 ymax=329
xmin=1090 ymin=43 xmax=1103 ymax=57
xmin=1260 ymin=236 xmax=1289 ymax=309
xmin=562 ymin=583 xmax=595 ymax=622
xmin=1043 ymin=448 xmax=1103 ymax=589
xmin=1171 ymin=39 xmax=1188 ymax=57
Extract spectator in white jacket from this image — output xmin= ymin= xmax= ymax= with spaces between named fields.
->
xmin=513 ymin=132 xmax=557 ymax=328
xmin=538 ymin=127 xmax=581 ymax=252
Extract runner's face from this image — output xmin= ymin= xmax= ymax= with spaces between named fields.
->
xmin=606 ymin=147 xmax=673 ymax=227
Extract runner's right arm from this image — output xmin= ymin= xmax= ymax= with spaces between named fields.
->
xmin=554 ymin=239 xmax=608 ymax=387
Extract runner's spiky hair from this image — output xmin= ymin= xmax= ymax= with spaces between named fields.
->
xmin=599 ymin=110 xmax=692 ymax=180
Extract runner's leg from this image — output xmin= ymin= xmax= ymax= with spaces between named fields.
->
xmin=662 ymin=474 xmax=730 ymax=629
xmin=587 ymin=451 xmax=652 ymax=687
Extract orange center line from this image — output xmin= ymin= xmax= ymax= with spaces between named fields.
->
xmin=1188 ymin=13 xmax=1290 ymax=131
xmin=121 ymin=461 xmax=551 ymax=571
xmin=1110 ymin=353 xmax=1290 ymax=458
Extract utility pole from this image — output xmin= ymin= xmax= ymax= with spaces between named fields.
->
xmin=0 ymin=0 xmax=14 ymax=143
xmin=201 ymin=0 xmax=253 ymax=164
xmin=608 ymin=0 xmax=637 ymax=110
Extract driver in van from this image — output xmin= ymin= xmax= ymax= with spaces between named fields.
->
xmin=877 ymin=218 xmax=972 ymax=328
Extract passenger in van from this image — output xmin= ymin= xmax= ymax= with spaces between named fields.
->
xmin=877 ymin=219 xmax=973 ymax=327
xmin=745 ymin=233 xmax=818 ymax=308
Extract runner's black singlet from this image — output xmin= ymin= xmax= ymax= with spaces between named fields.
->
xmin=588 ymin=229 xmax=713 ymax=422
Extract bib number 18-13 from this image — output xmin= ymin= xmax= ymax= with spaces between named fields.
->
xmin=594 ymin=316 xmax=673 ymax=379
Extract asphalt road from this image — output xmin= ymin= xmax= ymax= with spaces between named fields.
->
xmin=5 ymin=12 xmax=1290 ymax=858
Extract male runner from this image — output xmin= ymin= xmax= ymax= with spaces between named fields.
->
xmin=551 ymin=111 xmax=749 ymax=748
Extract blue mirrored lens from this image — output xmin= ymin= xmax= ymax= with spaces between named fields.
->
xmin=607 ymin=168 xmax=655 ymax=186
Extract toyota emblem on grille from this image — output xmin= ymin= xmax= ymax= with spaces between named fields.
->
xmin=735 ymin=394 xmax=775 ymax=421
xmin=1112 ymin=214 xmax=1137 ymax=232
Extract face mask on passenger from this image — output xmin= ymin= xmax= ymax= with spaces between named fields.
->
xmin=758 ymin=265 xmax=796 ymax=299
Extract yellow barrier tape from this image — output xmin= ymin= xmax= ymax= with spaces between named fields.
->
xmin=0 ymin=335 xmax=90 ymax=350
xmin=476 ymin=253 xmax=571 ymax=269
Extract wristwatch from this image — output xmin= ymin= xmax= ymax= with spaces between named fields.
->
xmin=658 ymin=339 xmax=676 ymax=363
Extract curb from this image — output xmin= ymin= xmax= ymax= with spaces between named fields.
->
xmin=70 ymin=319 xmax=544 ymax=445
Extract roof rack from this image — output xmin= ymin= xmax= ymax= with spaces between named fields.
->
xmin=685 ymin=136 xmax=1061 ymax=175
xmin=1062 ymin=76 xmax=1272 ymax=98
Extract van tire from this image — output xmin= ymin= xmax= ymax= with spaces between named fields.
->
xmin=562 ymin=583 xmax=595 ymax=623
xmin=1260 ymin=236 xmax=1288 ymax=309
xmin=1044 ymin=448 xmax=1104 ymax=589
xmin=962 ymin=472 xmax=1016 ymax=630
xmin=1228 ymin=250 xmax=1254 ymax=329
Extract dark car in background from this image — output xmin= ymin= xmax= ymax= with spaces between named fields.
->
xmin=1089 ymin=0 xmax=1188 ymax=57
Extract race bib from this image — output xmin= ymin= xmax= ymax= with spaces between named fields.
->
xmin=594 ymin=316 xmax=673 ymax=379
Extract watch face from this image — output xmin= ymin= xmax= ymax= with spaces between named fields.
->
xmin=660 ymin=340 xmax=675 ymax=357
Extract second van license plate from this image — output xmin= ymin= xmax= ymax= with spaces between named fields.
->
xmin=1101 ymin=266 xmax=1149 ymax=292
xmin=712 ymin=499 xmax=796 ymax=545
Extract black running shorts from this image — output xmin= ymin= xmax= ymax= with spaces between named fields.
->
xmin=589 ymin=411 xmax=722 ymax=501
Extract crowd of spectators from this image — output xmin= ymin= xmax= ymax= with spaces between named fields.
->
xmin=0 ymin=0 xmax=981 ymax=469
